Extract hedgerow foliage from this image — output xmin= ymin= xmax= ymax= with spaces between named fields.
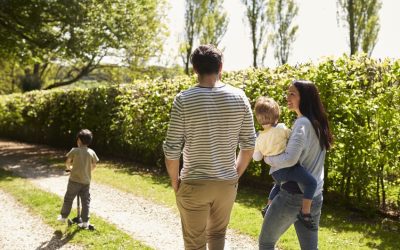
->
xmin=0 ymin=55 xmax=399 ymax=209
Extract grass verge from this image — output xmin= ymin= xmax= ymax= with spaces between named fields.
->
xmin=0 ymin=168 xmax=151 ymax=250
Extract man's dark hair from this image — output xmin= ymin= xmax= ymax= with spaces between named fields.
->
xmin=77 ymin=129 xmax=93 ymax=146
xmin=190 ymin=45 xmax=223 ymax=75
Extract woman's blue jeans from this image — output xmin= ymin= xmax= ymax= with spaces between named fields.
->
xmin=259 ymin=189 xmax=323 ymax=250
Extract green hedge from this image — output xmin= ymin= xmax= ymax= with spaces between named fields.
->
xmin=0 ymin=55 xmax=399 ymax=211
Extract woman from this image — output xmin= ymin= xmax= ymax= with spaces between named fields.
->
xmin=259 ymin=80 xmax=333 ymax=250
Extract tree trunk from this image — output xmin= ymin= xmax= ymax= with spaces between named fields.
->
xmin=348 ymin=0 xmax=356 ymax=55
xmin=379 ymin=163 xmax=386 ymax=209
xmin=376 ymin=175 xmax=380 ymax=206
xmin=185 ymin=48 xmax=190 ymax=75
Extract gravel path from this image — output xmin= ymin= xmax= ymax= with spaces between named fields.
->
xmin=0 ymin=190 xmax=82 ymax=250
xmin=0 ymin=140 xmax=258 ymax=250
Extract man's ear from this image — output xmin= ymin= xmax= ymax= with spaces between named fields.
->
xmin=218 ymin=63 xmax=223 ymax=80
xmin=193 ymin=66 xmax=198 ymax=75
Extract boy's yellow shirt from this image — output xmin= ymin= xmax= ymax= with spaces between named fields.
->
xmin=255 ymin=123 xmax=291 ymax=157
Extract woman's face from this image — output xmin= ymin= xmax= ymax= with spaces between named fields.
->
xmin=287 ymin=84 xmax=300 ymax=113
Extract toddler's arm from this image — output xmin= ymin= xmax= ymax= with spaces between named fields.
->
xmin=253 ymin=151 xmax=263 ymax=161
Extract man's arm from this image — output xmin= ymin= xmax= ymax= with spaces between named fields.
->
xmin=165 ymin=158 xmax=180 ymax=192
xmin=236 ymin=149 xmax=254 ymax=178
xmin=163 ymin=95 xmax=185 ymax=192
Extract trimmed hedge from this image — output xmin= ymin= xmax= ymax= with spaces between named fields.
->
xmin=0 ymin=55 xmax=399 ymax=211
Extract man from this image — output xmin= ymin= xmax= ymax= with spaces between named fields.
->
xmin=163 ymin=44 xmax=255 ymax=250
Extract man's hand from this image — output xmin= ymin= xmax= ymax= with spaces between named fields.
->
xmin=236 ymin=149 xmax=254 ymax=178
xmin=165 ymin=158 xmax=180 ymax=193
xmin=171 ymin=179 xmax=180 ymax=193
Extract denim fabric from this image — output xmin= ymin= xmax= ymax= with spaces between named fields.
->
xmin=271 ymin=164 xmax=317 ymax=200
xmin=259 ymin=189 xmax=323 ymax=250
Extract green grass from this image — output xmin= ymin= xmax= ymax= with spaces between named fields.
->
xmin=0 ymin=168 xmax=152 ymax=250
xmin=90 ymin=162 xmax=399 ymax=250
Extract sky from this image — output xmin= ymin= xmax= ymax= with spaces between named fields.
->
xmin=163 ymin=0 xmax=400 ymax=71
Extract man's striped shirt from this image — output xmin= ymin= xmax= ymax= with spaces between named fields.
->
xmin=163 ymin=83 xmax=256 ymax=180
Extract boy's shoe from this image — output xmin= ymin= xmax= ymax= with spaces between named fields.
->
xmin=78 ymin=222 xmax=89 ymax=229
xmin=297 ymin=211 xmax=318 ymax=231
xmin=261 ymin=205 xmax=269 ymax=217
xmin=57 ymin=215 xmax=67 ymax=223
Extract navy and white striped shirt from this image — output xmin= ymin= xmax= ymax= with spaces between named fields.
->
xmin=163 ymin=83 xmax=256 ymax=180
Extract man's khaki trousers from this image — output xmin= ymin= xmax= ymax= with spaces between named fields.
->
xmin=176 ymin=179 xmax=238 ymax=250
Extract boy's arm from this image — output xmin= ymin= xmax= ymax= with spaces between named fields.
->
xmin=65 ymin=157 xmax=72 ymax=171
xmin=91 ymin=161 xmax=96 ymax=171
xmin=91 ymin=151 xmax=99 ymax=171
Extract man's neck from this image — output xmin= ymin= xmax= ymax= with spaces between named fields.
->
xmin=197 ymin=74 xmax=222 ymax=88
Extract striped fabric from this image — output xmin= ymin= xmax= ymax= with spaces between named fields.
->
xmin=163 ymin=84 xmax=256 ymax=180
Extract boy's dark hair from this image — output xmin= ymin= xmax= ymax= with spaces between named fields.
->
xmin=190 ymin=45 xmax=223 ymax=75
xmin=77 ymin=129 xmax=93 ymax=146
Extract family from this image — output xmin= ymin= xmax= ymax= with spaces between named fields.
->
xmin=163 ymin=44 xmax=333 ymax=250
xmin=56 ymin=44 xmax=332 ymax=250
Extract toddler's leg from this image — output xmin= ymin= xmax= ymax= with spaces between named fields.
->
xmin=61 ymin=180 xmax=81 ymax=218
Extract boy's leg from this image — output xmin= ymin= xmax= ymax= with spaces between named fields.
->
xmin=61 ymin=180 xmax=81 ymax=218
xmin=79 ymin=184 xmax=91 ymax=223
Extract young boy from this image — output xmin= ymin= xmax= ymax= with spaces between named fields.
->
xmin=57 ymin=129 xmax=99 ymax=229
xmin=253 ymin=97 xmax=317 ymax=230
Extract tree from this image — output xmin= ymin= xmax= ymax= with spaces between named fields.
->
xmin=180 ymin=0 xmax=203 ymax=75
xmin=199 ymin=0 xmax=229 ymax=47
xmin=242 ymin=0 xmax=270 ymax=68
xmin=0 ymin=0 xmax=167 ymax=91
xmin=268 ymin=0 xmax=299 ymax=65
xmin=337 ymin=0 xmax=382 ymax=56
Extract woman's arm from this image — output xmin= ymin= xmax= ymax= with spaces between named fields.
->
xmin=264 ymin=121 xmax=306 ymax=168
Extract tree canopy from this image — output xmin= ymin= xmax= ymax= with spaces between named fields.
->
xmin=0 ymin=0 xmax=167 ymax=91
xmin=337 ymin=0 xmax=382 ymax=56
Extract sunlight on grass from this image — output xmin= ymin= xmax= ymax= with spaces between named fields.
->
xmin=0 ymin=168 xmax=151 ymax=250
xmin=91 ymin=162 xmax=399 ymax=250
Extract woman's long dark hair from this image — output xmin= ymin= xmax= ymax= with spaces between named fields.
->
xmin=293 ymin=80 xmax=333 ymax=150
